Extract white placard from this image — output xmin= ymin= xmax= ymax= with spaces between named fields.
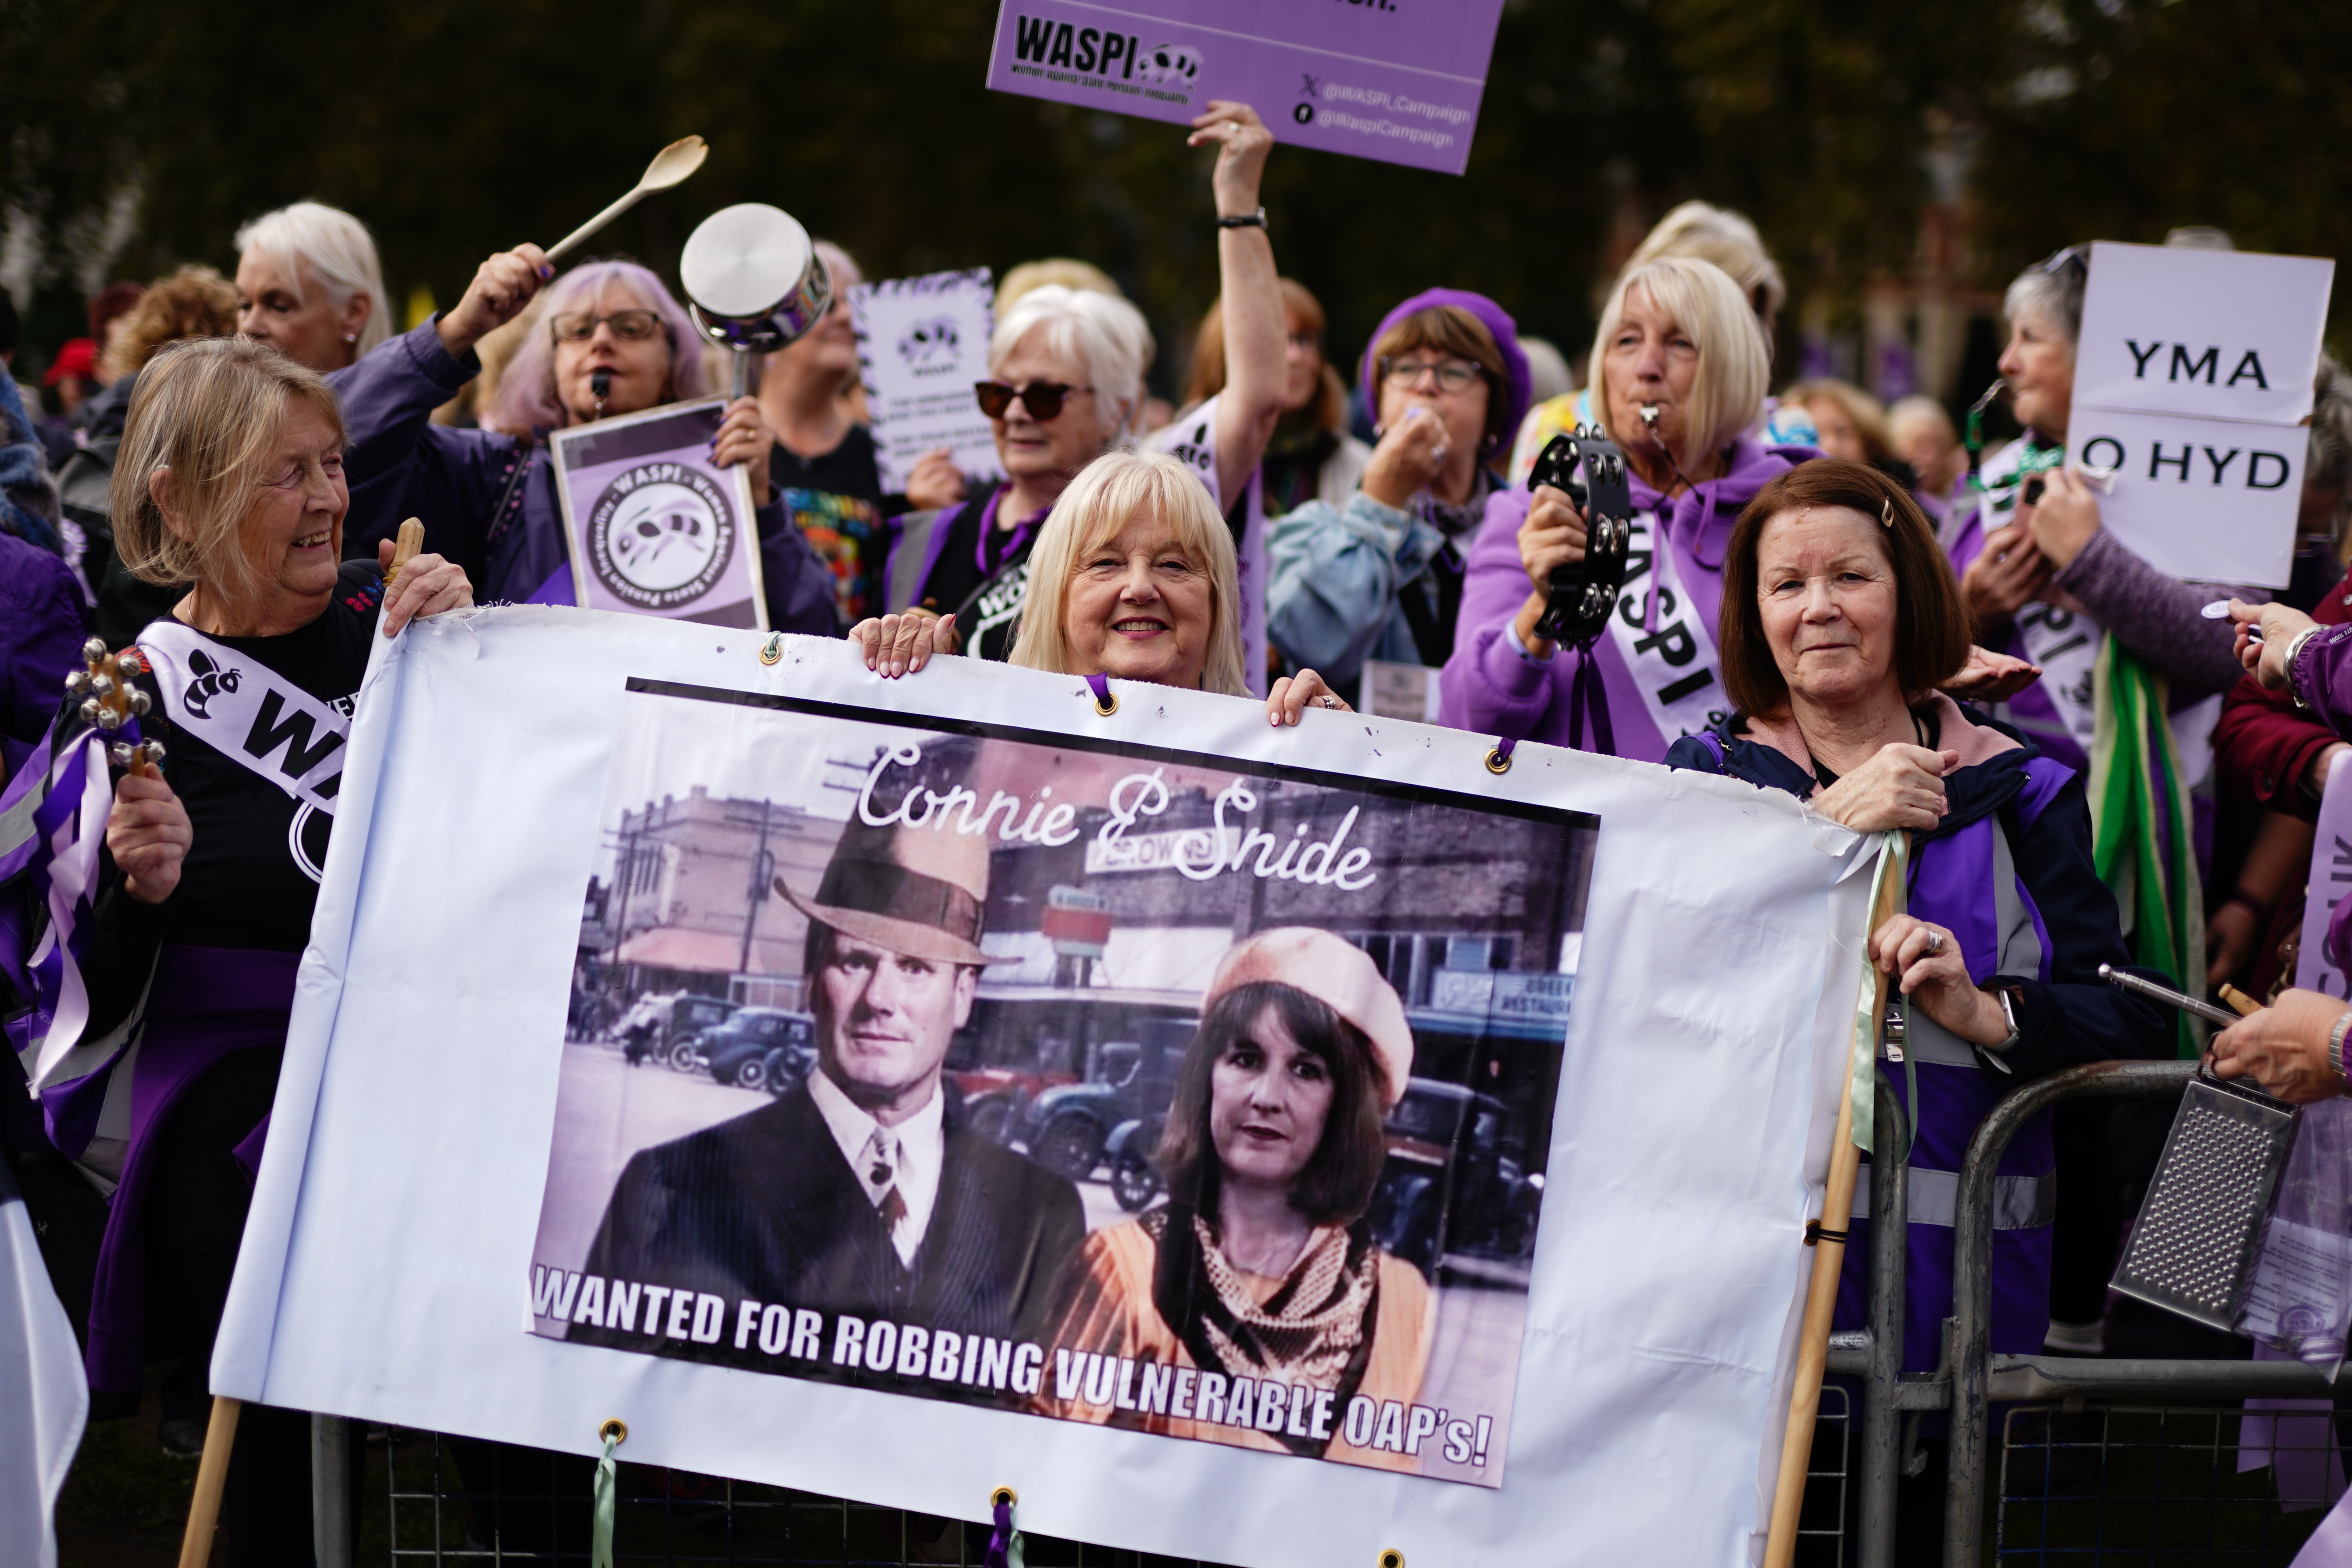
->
xmin=853 ymin=269 xmax=1005 ymax=494
xmin=211 ymin=609 xmax=1869 ymax=1568
xmin=1361 ymin=659 xmax=1443 ymax=723
xmin=2066 ymin=241 xmax=2334 ymax=590
xmin=551 ymin=397 xmax=767 ymax=629
xmin=2067 ymin=406 xmax=2306 ymax=588
xmin=2293 ymin=750 xmax=2352 ymax=998
xmin=2073 ymin=242 xmax=2333 ymax=427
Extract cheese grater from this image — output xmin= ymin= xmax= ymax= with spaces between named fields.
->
xmin=2111 ymin=1070 xmax=2301 ymax=1333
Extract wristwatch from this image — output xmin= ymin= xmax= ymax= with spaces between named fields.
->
xmin=2329 ymin=1009 xmax=2352 ymax=1089
xmin=1216 ymin=207 xmax=1268 ymax=230
xmin=1984 ymin=983 xmax=2026 ymax=1054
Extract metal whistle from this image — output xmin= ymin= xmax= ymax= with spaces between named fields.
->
xmin=590 ymin=367 xmax=612 ymax=421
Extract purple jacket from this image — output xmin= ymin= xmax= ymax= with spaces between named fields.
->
xmin=337 ymin=323 xmax=838 ymax=635
xmin=0 ymin=530 xmax=86 ymax=777
xmin=1437 ymin=437 xmax=1809 ymax=762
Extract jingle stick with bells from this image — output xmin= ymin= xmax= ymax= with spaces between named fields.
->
xmin=63 ymin=637 xmax=165 ymax=779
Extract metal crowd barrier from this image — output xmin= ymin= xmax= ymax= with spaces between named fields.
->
xmin=302 ymin=1065 xmax=2352 ymax=1566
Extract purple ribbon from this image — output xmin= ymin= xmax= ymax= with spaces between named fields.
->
xmin=983 ymin=1498 xmax=1016 ymax=1568
xmin=1083 ymin=672 xmax=1112 ymax=709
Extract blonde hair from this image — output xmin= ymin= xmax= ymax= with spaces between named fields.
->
xmin=233 ymin=201 xmax=391 ymax=358
xmin=1009 ymin=451 xmax=1247 ymax=697
xmin=996 ymin=258 xmax=1121 ymax=318
xmin=1624 ymin=200 xmax=1786 ymax=327
xmin=991 ymin=284 xmax=1155 ymax=439
xmin=102 ymin=266 xmax=238 ymax=382
xmin=1588 ymin=257 xmax=1770 ymax=466
xmin=111 ymin=338 xmax=348 ymax=597
xmin=1783 ymin=377 xmax=1893 ymax=460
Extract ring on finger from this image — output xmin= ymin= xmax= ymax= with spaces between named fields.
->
xmin=1924 ymin=930 xmax=1945 ymax=956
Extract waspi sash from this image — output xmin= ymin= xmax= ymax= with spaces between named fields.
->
xmin=136 ymin=621 xmax=351 ymax=815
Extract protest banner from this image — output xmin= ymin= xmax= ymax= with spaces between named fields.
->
xmin=211 ymin=608 xmax=1870 ymax=1565
xmin=984 ymin=0 xmax=1506 ymax=176
xmin=2067 ymin=241 xmax=2335 ymax=589
xmin=552 ymin=397 xmax=768 ymax=628
xmin=854 ymin=269 xmax=1004 ymax=494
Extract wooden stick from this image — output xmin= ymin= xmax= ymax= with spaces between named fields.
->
xmin=1762 ymin=852 xmax=1902 ymax=1568
xmin=178 ymin=1395 xmax=243 ymax=1568
xmin=2220 ymin=984 xmax=2262 ymax=1018
xmin=383 ymin=517 xmax=425 ymax=594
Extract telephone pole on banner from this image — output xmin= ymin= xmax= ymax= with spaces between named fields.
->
xmin=740 ymin=799 xmax=775 ymax=977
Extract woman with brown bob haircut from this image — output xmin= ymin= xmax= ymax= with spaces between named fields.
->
xmin=1668 ymin=458 xmax=2169 ymax=1501
xmin=1039 ymin=928 xmax=1435 ymax=1471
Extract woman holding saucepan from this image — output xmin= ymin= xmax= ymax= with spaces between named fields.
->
xmin=13 ymin=337 xmax=471 ymax=1542
xmin=1040 ymin=927 xmax=1432 ymax=1470
xmin=332 ymin=246 xmax=838 ymax=634
xmin=873 ymin=102 xmax=1287 ymax=664
xmin=1665 ymin=457 xmax=2168 ymax=1546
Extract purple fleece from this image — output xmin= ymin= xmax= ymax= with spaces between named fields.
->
xmin=1437 ymin=436 xmax=1809 ymax=762
xmin=1357 ymin=289 xmax=1531 ymax=446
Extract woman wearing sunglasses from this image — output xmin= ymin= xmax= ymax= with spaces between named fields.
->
xmin=330 ymin=249 xmax=838 ymax=634
xmin=869 ymin=102 xmax=1287 ymax=668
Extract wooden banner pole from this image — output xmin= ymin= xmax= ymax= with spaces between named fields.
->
xmin=176 ymin=1394 xmax=243 ymax=1568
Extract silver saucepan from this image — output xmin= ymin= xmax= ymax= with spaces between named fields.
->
xmin=678 ymin=203 xmax=834 ymax=399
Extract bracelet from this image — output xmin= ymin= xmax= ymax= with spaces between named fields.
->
xmin=2331 ymin=1010 xmax=2352 ymax=1086
xmin=1216 ymin=208 xmax=1267 ymax=230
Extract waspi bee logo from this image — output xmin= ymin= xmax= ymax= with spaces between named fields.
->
xmin=586 ymin=462 xmax=738 ymax=610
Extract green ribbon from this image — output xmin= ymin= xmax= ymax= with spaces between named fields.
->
xmin=2088 ymin=638 xmax=2205 ymax=1057
xmin=592 ymin=1432 xmax=620 ymax=1568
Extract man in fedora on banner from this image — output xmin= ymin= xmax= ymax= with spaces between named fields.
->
xmin=572 ymin=810 xmax=1084 ymax=1371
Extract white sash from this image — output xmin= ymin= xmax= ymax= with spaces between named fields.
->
xmin=1604 ymin=508 xmax=1728 ymax=742
xmin=136 ymin=621 xmax=352 ymax=815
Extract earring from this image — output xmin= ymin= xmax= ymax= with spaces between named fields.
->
xmin=344 ymin=333 xmax=357 ymax=344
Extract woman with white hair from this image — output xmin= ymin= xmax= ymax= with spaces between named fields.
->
xmin=329 ymin=245 xmax=836 ymax=631
xmin=850 ymin=449 xmax=1345 ymax=724
xmin=234 ymin=201 xmax=392 ymax=375
xmin=875 ymin=102 xmax=1287 ymax=666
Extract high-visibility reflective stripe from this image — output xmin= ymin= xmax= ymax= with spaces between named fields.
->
xmin=1849 ymin=1166 xmax=2056 ymax=1230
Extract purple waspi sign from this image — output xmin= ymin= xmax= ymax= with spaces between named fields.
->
xmin=984 ymin=0 xmax=1506 ymax=176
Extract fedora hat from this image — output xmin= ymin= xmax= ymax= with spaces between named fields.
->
xmin=778 ymin=817 xmax=991 ymax=967
xmin=1205 ymin=928 xmax=1414 ymax=1107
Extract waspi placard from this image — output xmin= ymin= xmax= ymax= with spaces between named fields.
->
xmin=984 ymin=0 xmax=1505 ymax=176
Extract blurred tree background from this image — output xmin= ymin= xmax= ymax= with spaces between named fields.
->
xmin=3 ymin=0 xmax=2345 ymax=406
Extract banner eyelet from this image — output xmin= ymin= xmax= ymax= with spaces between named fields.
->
xmin=599 ymin=1417 xmax=628 ymax=1445
xmin=758 ymin=633 xmax=784 ymax=666
xmin=991 ymin=1485 xmax=1018 ymax=1507
xmin=1484 ymin=745 xmax=1513 ymax=775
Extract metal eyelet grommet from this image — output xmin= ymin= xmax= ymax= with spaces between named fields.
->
xmin=758 ymin=633 xmax=784 ymax=666
xmin=1484 ymin=746 xmax=1512 ymax=775
xmin=1379 ymin=1551 xmax=1405 ymax=1568
xmin=1094 ymin=691 xmax=1119 ymax=716
xmin=991 ymin=1485 xmax=1018 ymax=1508
xmin=599 ymin=1418 xmax=629 ymax=1445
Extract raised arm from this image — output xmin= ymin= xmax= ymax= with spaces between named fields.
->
xmin=1191 ymin=103 xmax=1283 ymax=505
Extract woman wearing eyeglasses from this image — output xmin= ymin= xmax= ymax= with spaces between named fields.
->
xmin=331 ymin=248 xmax=838 ymax=634
xmin=865 ymin=102 xmax=1286 ymax=668
xmin=1263 ymin=288 xmax=1531 ymax=705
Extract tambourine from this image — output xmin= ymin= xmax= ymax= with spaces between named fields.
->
xmin=679 ymin=203 xmax=834 ymax=397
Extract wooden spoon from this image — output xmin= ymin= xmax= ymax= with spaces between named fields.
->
xmin=544 ymin=136 xmax=709 ymax=263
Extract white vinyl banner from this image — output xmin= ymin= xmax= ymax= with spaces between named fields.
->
xmin=2067 ymin=240 xmax=2335 ymax=589
xmin=211 ymin=606 xmax=1870 ymax=1567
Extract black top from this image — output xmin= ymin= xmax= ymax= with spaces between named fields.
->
xmin=572 ymin=1081 xmax=1085 ymax=1387
xmin=911 ymin=483 xmax=1033 ymax=662
xmin=770 ymin=423 xmax=890 ymax=629
xmin=85 ymin=562 xmax=384 ymax=1028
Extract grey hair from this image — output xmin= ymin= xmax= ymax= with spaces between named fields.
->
xmin=234 ymin=201 xmax=392 ymax=358
xmin=990 ymin=284 xmax=1154 ymax=439
xmin=2004 ymin=250 xmax=2089 ymax=346
xmin=2312 ymin=355 xmax=2352 ymax=498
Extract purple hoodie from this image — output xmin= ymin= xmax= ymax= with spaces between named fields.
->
xmin=1437 ymin=436 xmax=1811 ymax=762
xmin=1357 ymin=289 xmax=1531 ymax=446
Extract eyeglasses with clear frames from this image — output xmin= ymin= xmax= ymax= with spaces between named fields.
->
xmin=1379 ymin=356 xmax=1486 ymax=394
xmin=551 ymin=309 xmax=663 ymax=343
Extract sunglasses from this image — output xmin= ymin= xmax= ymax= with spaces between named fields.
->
xmin=975 ymin=380 xmax=1093 ymax=421
xmin=2033 ymin=244 xmax=2089 ymax=282
xmin=551 ymin=309 xmax=664 ymax=343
